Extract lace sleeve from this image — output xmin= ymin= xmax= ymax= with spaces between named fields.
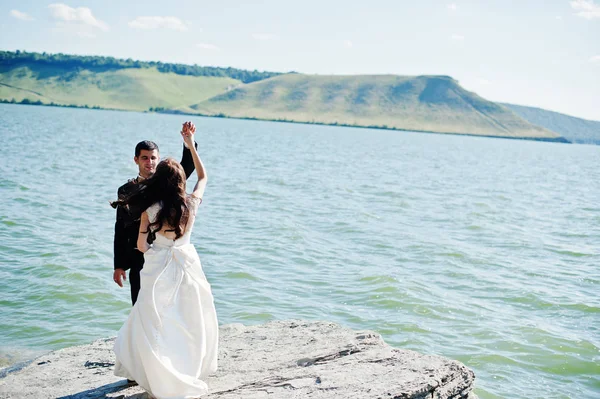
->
xmin=188 ymin=195 xmax=203 ymax=215
xmin=146 ymin=202 xmax=160 ymax=223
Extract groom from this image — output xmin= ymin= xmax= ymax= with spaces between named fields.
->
xmin=113 ymin=123 xmax=197 ymax=305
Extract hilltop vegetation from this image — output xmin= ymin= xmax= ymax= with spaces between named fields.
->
xmin=0 ymin=50 xmax=282 ymax=83
xmin=191 ymin=73 xmax=559 ymax=138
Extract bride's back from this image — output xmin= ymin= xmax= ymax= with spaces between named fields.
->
xmin=146 ymin=195 xmax=202 ymax=244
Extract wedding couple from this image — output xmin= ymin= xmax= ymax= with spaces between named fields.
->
xmin=111 ymin=121 xmax=218 ymax=398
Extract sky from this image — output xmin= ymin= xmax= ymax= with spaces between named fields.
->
xmin=1 ymin=0 xmax=599 ymax=121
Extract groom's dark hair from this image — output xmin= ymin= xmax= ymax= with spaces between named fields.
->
xmin=135 ymin=140 xmax=159 ymax=157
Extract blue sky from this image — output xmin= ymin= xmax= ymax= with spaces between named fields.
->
xmin=1 ymin=0 xmax=599 ymax=120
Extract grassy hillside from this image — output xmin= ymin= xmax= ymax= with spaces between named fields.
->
xmin=502 ymin=103 xmax=600 ymax=145
xmin=0 ymin=63 xmax=241 ymax=111
xmin=0 ymin=51 xmax=571 ymax=141
xmin=189 ymin=74 xmax=560 ymax=139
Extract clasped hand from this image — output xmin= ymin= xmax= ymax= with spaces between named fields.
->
xmin=181 ymin=121 xmax=196 ymax=148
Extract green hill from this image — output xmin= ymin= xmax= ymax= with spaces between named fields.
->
xmin=0 ymin=62 xmax=242 ymax=112
xmin=0 ymin=50 xmax=568 ymax=141
xmin=189 ymin=74 xmax=560 ymax=139
xmin=502 ymin=103 xmax=600 ymax=144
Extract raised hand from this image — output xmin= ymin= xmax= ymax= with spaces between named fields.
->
xmin=181 ymin=121 xmax=196 ymax=148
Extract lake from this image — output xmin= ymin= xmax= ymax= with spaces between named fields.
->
xmin=0 ymin=103 xmax=598 ymax=398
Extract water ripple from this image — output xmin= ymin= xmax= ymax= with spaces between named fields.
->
xmin=1 ymin=104 xmax=599 ymax=398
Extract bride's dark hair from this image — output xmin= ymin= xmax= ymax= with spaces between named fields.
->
xmin=111 ymin=158 xmax=190 ymax=239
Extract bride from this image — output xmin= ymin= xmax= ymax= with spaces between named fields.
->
xmin=112 ymin=121 xmax=218 ymax=398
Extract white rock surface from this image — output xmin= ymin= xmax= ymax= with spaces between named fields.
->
xmin=0 ymin=320 xmax=475 ymax=398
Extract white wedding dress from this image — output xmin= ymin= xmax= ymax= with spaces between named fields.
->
xmin=114 ymin=196 xmax=218 ymax=399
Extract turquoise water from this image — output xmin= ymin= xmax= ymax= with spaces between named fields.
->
xmin=0 ymin=103 xmax=598 ymax=398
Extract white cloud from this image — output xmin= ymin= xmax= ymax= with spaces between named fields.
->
xmin=48 ymin=3 xmax=108 ymax=31
xmin=556 ymin=15 xmax=563 ymax=20
xmin=129 ymin=16 xmax=189 ymax=31
xmin=590 ymin=55 xmax=600 ymax=64
xmin=10 ymin=10 xmax=34 ymax=21
xmin=344 ymin=40 xmax=353 ymax=48
xmin=570 ymin=0 xmax=600 ymax=19
xmin=196 ymin=43 xmax=219 ymax=50
xmin=447 ymin=3 xmax=457 ymax=11
xmin=252 ymin=33 xmax=276 ymax=40
xmin=451 ymin=34 xmax=464 ymax=40
xmin=477 ymin=78 xmax=491 ymax=85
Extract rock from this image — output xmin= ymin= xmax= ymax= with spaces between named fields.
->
xmin=0 ymin=320 xmax=475 ymax=398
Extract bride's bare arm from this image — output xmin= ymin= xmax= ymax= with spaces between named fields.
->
xmin=182 ymin=122 xmax=207 ymax=199
xmin=137 ymin=212 xmax=151 ymax=253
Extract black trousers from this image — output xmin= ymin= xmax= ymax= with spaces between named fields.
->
xmin=129 ymin=267 xmax=142 ymax=305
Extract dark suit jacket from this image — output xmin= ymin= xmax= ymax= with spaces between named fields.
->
xmin=113 ymin=143 xmax=197 ymax=271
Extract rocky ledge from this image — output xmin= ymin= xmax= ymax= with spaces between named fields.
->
xmin=0 ymin=320 xmax=475 ymax=398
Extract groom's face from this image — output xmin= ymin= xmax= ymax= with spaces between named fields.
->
xmin=134 ymin=149 xmax=160 ymax=178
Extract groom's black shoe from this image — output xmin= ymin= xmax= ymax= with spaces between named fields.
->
xmin=126 ymin=379 xmax=138 ymax=386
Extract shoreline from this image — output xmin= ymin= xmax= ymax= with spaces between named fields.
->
xmin=0 ymin=100 xmax=570 ymax=144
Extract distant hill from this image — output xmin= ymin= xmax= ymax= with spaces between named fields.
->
xmin=501 ymin=103 xmax=600 ymax=145
xmin=0 ymin=50 xmax=282 ymax=112
xmin=0 ymin=50 xmax=573 ymax=142
xmin=190 ymin=73 xmax=560 ymax=139
xmin=0 ymin=62 xmax=242 ymax=112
